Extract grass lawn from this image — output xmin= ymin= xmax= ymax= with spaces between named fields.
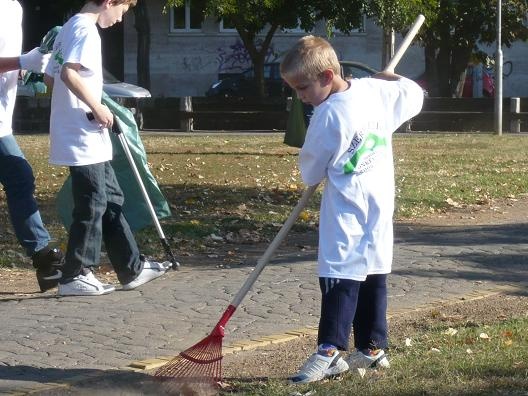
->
xmin=226 ymin=315 xmax=528 ymax=395
xmin=2 ymin=133 xmax=528 ymax=263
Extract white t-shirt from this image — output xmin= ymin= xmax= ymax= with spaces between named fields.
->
xmin=46 ymin=14 xmax=112 ymax=166
xmin=0 ymin=0 xmax=23 ymax=138
xmin=300 ymin=77 xmax=423 ymax=281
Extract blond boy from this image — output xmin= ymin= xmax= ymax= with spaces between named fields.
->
xmin=281 ymin=36 xmax=424 ymax=383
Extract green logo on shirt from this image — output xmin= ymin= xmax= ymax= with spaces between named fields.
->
xmin=54 ymin=49 xmax=64 ymax=66
xmin=343 ymin=132 xmax=387 ymax=174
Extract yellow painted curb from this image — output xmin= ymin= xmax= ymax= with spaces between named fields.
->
xmin=126 ymin=283 xmax=524 ymax=374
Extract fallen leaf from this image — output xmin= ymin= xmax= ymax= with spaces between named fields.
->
xmin=445 ymin=197 xmax=462 ymax=208
xmin=444 ymin=327 xmax=458 ymax=336
xmin=299 ymin=211 xmax=310 ymax=221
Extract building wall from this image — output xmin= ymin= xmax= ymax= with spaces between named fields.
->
xmin=122 ymin=1 xmax=526 ymax=98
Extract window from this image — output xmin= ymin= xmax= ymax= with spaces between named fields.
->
xmin=220 ymin=15 xmax=237 ymax=32
xmin=170 ymin=0 xmax=205 ymax=32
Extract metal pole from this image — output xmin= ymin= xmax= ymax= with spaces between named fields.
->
xmin=495 ymin=0 xmax=503 ymax=135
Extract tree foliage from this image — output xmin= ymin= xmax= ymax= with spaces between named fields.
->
xmin=415 ymin=0 xmax=528 ymax=96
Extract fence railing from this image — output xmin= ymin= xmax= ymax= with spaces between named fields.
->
xmin=13 ymin=96 xmax=528 ymax=133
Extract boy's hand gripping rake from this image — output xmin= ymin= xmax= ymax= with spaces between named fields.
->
xmin=154 ymin=13 xmax=424 ymax=384
xmin=154 ymin=184 xmax=318 ymax=382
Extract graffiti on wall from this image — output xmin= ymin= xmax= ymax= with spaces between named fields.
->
xmin=216 ymin=39 xmax=279 ymax=73
xmin=182 ymin=55 xmax=216 ymax=72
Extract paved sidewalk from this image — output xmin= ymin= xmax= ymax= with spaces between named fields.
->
xmin=0 ymin=220 xmax=527 ymax=394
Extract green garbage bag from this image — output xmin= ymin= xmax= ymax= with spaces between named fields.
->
xmin=56 ymin=92 xmax=171 ymax=232
xmin=283 ymin=93 xmax=307 ymax=148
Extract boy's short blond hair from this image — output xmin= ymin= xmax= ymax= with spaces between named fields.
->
xmin=280 ymin=35 xmax=341 ymax=81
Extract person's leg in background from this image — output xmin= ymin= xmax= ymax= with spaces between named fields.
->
xmin=101 ymin=161 xmax=141 ymax=284
xmin=0 ymin=134 xmax=64 ymax=291
xmin=101 ymin=162 xmax=168 ymax=289
xmin=58 ymin=163 xmax=115 ymax=296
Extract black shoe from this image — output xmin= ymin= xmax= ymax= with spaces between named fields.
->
xmin=32 ymin=247 xmax=65 ymax=292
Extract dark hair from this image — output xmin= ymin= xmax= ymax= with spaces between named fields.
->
xmin=89 ymin=0 xmax=138 ymax=6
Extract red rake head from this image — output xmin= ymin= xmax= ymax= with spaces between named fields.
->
xmin=154 ymin=305 xmax=236 ymax=384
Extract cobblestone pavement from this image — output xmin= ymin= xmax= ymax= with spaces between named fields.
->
xmin=0 ymin=220 xmax=527 ymax=394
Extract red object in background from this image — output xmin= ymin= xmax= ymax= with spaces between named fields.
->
xmin=414 ymin=65 xmax=495 ymax=98
xmin=462 ymin=66 xmax=495 ymax=97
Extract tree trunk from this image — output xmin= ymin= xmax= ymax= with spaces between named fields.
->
xmin=381 ymin=28 xmax=395 ymax=70
xmin=436 ymin=45 xmax=452 ymax=97
xmin=133 ymin=0 xmax=150 ymax=90
xmin=450 ymin=46 xmax=472 ymax=96
xmin=237 ymin=24 xmax=279 ymax=98
xmin=424 ymin=45 xmax=439 ymax=96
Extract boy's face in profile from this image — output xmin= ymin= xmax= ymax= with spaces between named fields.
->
xmin=98 ymin=1 xmax=130 ymax=28
xmin=283 ymin=71 xmax=332 ymax=107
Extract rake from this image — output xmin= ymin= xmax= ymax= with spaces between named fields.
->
xmin=154 ymin=13 xmax=425 ymax=385
xmin=154 ymin=183 xmax=318 ymax=383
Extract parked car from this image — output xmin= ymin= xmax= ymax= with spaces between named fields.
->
xmin=340 ymin=61 xmax=378 ymax=79
xmin=17 ymin=69 xmax=150 ymax=128
xmin=206 ymin=62 xmax=289 ymax=98
xmin=206 ymin=61 xmax=379 ymax=98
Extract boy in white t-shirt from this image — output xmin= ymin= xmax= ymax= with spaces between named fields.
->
xmin=280 ymin=35 xmax=423 ymax=383
xmin=45 ymin=0 xmax=170 ymax=296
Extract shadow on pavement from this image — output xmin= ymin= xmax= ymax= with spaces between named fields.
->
xmin=394 ymin=222 xmax=528 ymax=287
xmin=396 ymin=222 xmax=528 ymax=246
xmin=0 ymin=365 xmax=205 ymax=395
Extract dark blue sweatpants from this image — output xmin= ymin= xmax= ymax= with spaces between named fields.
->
xmin=317 ymin=274 xmax=388 ymax=351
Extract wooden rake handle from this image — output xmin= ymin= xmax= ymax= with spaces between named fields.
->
xmin=385 ymin=14 xmax=425 ymax=72
xmin=230 ymin=184 xmax=318 ymax=308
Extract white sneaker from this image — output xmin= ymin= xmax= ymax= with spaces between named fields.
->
xmin=289 ymin=350 xmax=349 ymax=384
xmin=58 ymin=271 xmax=116 ymax=296
xmin=346 ymin=349 xmax=390 ymax=370
xmin=85 ymin=270 xmax=114 ymax=288
xmin=121 ymin=259 xmax=170 ymax=290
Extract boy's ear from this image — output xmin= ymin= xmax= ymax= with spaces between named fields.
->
xmin=320 ymin=69 xmax=335 ymax=85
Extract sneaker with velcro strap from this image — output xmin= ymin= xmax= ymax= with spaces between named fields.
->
xmin=32 ymin=247 xmax=65 ymax=292
xmin=346 ymin=348 xmax=390 ymax=370
xmin=289 ymin=349 xmax=349 ymax=384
